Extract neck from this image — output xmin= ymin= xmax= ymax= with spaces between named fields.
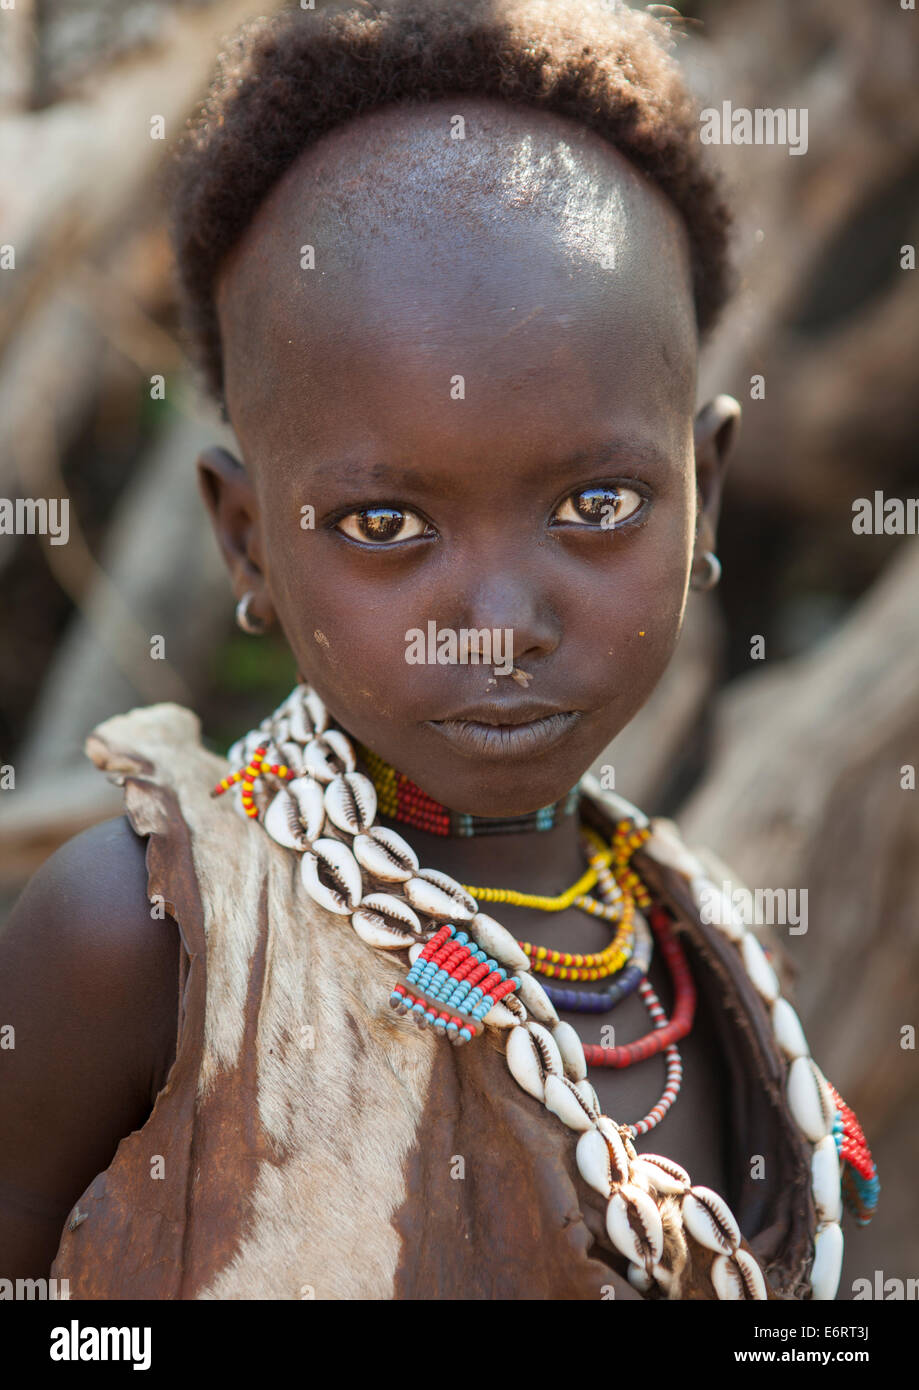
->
xmin=352 ymin=736 xmax=589 ymax=894
xmin=376 ymin=800 xmax=589 ymax=897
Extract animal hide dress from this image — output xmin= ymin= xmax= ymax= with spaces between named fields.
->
xmin=50 ymin=703 xmax=823 ymax=1300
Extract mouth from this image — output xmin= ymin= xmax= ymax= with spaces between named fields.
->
xmin=424 ymin=709 xmax=582 ymax=761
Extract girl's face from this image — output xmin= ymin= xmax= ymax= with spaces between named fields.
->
xmin=206 ymin=99 xmax=736 ymax=816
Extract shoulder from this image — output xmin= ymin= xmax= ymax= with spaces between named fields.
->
xmin=0 ymin=816 xmax=180 ymax=1275
xmin=2 ymin=815 xmax=180 ymax=1048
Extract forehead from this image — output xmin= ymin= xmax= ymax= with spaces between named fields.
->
xmin=216 ymin=95 xmax=696 ymax=447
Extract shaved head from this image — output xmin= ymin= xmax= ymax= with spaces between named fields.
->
xmin=216 ymin=97 xmax=697 ymax=465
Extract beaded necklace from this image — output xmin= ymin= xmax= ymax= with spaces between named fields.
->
xmin=357 ymin=739 xmax=582 ymax=837
xmin=463 ymin=822 xmax=697 ymax=1074
xmin=214 ymin=681 xmax=878 ymax=1298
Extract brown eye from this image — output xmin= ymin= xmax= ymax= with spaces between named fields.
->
xmin=336 ymin=507 xmax=428 ymax=544
xmin=553 ymin=486 xmax=642 ymax=528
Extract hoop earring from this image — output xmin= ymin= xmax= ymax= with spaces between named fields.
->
xmin=236 ymin=591 xmax=267 ymax=635
xmin=690 ymin=551 xmax=722 ymax=592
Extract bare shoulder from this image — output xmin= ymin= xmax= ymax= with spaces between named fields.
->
xmin=0 ymin=815 xmax=180 ymax=1278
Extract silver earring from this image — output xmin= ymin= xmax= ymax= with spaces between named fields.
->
xmin=690 ymin=551 xmax=722 ymax=592
xmin=236 ymin=591 xmax=267 ymax=634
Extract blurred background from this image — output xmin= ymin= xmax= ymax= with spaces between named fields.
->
xmin=1 ymin=0 xmax=917 ymax=1290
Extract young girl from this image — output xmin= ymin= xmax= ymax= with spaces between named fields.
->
xmin=0 ymin=0 xmax=877 ymax=1300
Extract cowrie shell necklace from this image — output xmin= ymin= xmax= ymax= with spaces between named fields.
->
xmin=212 ymin=680 xmax=859 ymax=1301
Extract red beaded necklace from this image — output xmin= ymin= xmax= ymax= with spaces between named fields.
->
xmin=582 ymin=907 xmax=697 ymax=1068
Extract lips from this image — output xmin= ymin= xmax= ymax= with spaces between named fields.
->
xmin=425 ymin=709 xmax=582 ymax=761
xmin=431 ymin=698 xmax=575 ymax=727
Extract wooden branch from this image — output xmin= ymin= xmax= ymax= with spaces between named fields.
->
xmin=677 ymin=542 xmax=919 ymax=1136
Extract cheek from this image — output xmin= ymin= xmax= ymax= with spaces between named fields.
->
xmin=582 ymin=504 xmax=693 ymax=718
xmin=259 ymin=503 xmax=425 ymax=721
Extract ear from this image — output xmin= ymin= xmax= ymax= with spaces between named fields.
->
xmin=692 ymin=393 xmax=741 ymax=560
xmin=197 ymin=445 xmax=275 ymax=630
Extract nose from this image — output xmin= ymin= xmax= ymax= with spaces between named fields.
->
xmin=449 ymin=555 xmax=562 ymax=666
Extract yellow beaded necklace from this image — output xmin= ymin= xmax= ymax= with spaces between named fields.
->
xmin=459 ymin=821 xmax=652 ymax=982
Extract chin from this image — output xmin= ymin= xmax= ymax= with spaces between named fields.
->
xmin=425 ymin=762 xmax=582 ymax=819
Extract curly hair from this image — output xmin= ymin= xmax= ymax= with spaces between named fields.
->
xmin=166 ymin=0 xmax=735 ymax=410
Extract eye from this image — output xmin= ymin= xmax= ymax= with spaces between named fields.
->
xmin=552 ymin=485 xmax=644 ymax=529
xmin=335 ymin=506 xmax=431 ymax=545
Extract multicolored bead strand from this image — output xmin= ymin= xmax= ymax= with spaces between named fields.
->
xmin=211 ymin=745 xmax=297 ymax=816
xmin=541 ymin=908 xmax=653 ymax=1012
xmin=828 ymin=1084 xmax=880 ymax=1225
xmin=357 ymin=739 xmax=581 ymax=837
xmin=627 ymin=1030 xmax=684 ymax=1138
xmin=389 ymin=922 xmax=522 ymax=1044
xmin=524 ymin=906 xmax=634 ymax=980
xmin=581 ymin=909 xmax=696 ymax=1068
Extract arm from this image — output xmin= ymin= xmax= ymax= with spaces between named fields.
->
xmin=0 ymin=816 xmax=180 ymax=1279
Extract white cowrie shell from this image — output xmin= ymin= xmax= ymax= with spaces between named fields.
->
xmin=403 ymin=869 xmax=476 ymax=922
xmin=468 ymin=912 xmax=531 ymax=973
xmin=643 ymin=818 xmax=705 ymax=880
xmin=505 ymin=1022 xmax=563 ymax=1102
xmin=324 ymin=772 xmax=377 ymax=835
xmin=502 ymin=992 xmax=528 ymax=1023
xmin=543 ymin=1073 xmax=597 ymax=1132
xmin=576 ymin=1124 xmax=629 ymax=1198
xmin=352 ymin=826 xmax=419 ymax=882
xmin=350 ymin=893 xmax=420 ymax=949
xmin=787 ymin=1056 xmax=834 ymax=1143
xmin=481 ymin=1001 xmax=519 ymax=1029
xmin=303 ymin=730 xmax=356 ymax=782
xmin=304 ymin=690 xmax=329 ymax=737
xmin=598 ymin=1114 xmax=638 ymax=1167
xmin=627 ymin=1262 xmax=653 ymax=1294
xmin=711 ymin=1249 xmax=767 ymax=1301
xmin=551 ymin=1020 xmax=587 ymax=1081
xmin=229 ymin=729 xmax=263 ymax=767
xmin=741 ymin=932 xmax=780 ymax=1003
xmin=408 ymin=941 xmax=426 ymax=967
xmin=596 ymin=1117 xmax=633 ymax=1184
xmin=515 ymin=969 xmax=559 ymax=1025
xmin=811 ymin=1134 xmax=843 ymax=1223
xmin=574 ymin=1078 xmax=601 ymax=1120
xmin=288 ymin=776 xmax=326 ymax=841
xmin=810 ymin=1221 xmax=844 ymax=1301
xmin=690 ymin=874 xmax=745 ymax=942
xmin=632 ymin=1154 xmax=691 ymax=1196
xmin=576 ymin=1128 xmax=615 ymax=1198
xmin=606 ymin=1184 xmax=664 ymax=1267
xmin=682 ymin=1186 xmax=741 ymax=1254
xmin=287 ymin=695 xmax=312 ymax=745
xmin=524 ymin=1021 xmax=563 ymax=1068
xmin=771 ymin=996 xmax=809 ymax=1061
xmin=279 ymin=740 xmax=307 ymax=776
xmin=264 ymin=789 xmax=310 ymax=850
xmin=300 ymin=837 xmax=362 ymax=914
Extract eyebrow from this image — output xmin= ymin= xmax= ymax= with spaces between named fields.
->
xmin=310 ymin=437 xmax=672 ymax=490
